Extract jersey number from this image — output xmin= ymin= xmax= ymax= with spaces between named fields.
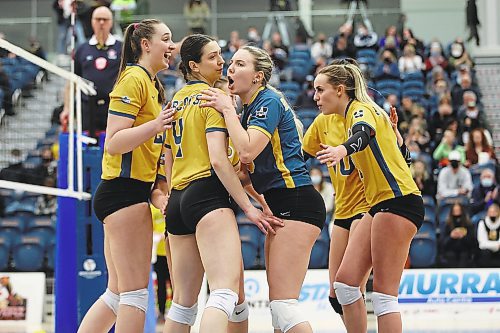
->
xmin=172 ymin=118 xmax=184 ymax=158
xmin=333 ymin=156 xmax=355 ymax=176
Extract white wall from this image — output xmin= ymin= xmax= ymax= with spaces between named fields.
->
xmin=401 ymin=0 xmax=467 ymax=45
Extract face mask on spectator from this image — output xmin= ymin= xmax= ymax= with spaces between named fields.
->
xmin=481 ymin=178 xmax=494 ymax=188
xmin=383 ymin=102 xmax=391 ymax=113
xmin=466 ymin=110 xmax=478 ymax=119
xmin=467 ymin=101 xmax=476 ymax=108
xmin=489 ymin=215 xmax=497 ymax=222
xmin=311 ymin=175 xmax=322 ymax=185
xmin=451 ymin=43 xmax=464 ymax=58
xmin=410 ymin=151 xmax=419 ymax=160
xmin=450 ymin=160 xmax=460 ymax=169
xmin=248 ymin=31 xmax=258 ymax=40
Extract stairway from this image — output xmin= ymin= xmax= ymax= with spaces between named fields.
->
xmin=474 ymin=55 xmax=500 ymax=156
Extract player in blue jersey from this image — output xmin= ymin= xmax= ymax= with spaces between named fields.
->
xmin=200 ymin=45 xmax=326 ymax=333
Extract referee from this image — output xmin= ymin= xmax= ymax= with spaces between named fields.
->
xmin=61 ymin=6 xmax=122 ymax=137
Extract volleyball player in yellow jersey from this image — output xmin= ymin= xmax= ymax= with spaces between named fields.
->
xmin=157 ymin=35 xmax=281 ymax=333
xmin=314 ymin=60 xmax=424 ymax=333
xmin=80 ymin=20 xmax=176 ymax=333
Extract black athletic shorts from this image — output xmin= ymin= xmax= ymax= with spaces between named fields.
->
xmin=334 ymin=213 xmax=365 ymax=231
xmin=368 ymin=194 xmax=424 ymax=230
xmin=166 ymin=175 xmax=232 ymax=236
xmin=93 ymin=177 xmax=153 ymax=222
xmin=263 ymin=185 xmax=326 ymax=230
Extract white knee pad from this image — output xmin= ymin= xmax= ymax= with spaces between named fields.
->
xmin=205 ymin=289 xmax=238 ymax=318
xmin=269 ymin=299 xmax=308 ymax=333
xmin=119 ymin=288 xmax=148 ymax=313
xmin=99 ymin=288 xmax=120 ymax=315
xmin=167 ymin=302 xmax=198 ymax=326
xmin=371 ymin=292 xmax=399 ymax=317
xmin=229 ymin=300 xmax=249 ymax=323
xmin=333 ymin=282 xmax=362 ymax=305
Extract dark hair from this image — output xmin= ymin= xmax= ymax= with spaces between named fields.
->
xmin=446 ymin=202 xmax=471 ymax=228
xmin=179 ymin=34 xmax=216 ymax=82
xmin=118 ymin=19 xmax=166 ymax=104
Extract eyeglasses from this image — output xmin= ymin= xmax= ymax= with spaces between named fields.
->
xmin=93 ymin=18 xmax=111 ymax=22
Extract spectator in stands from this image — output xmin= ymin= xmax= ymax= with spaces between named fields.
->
xmin=246 ymin=26 xmax=262 ymax=47
xmin=405 ymin=117 xmax=431 ymax=155
xmin=466 ymin=0 xmax=481 ymax=46
xmin=400 ymin=28 xmax=424 ymax=58
xmin=373 ymin=49 xmax=400 ymax=80
xmin=451 ymin=73 xmax=481 ymax=110
xmin=34 ymin=177 xmax=57 ymax=215
xmin=53 ymin=0 xmax=70 ymax=55
xmin=465 ymin=128 xmax=497 ymax=168
xmin=378 ymin=25 xmax=399 ymax=50
xmin=398 ymin=44 xmax=422 ymax=74
xmin=440 ymin=202 xmax=477 ymax=267
xmin=429 ymin=95 xmax=454 ymax=142
xmin=424 ymin=41 xmax=448 ymax=73
xmin=470 ymin=169 xmax=498 ymax=217
xmin=332 ymin=23 xmax=356 ymax=57
xmin=382 ymin=93 xmax=399 ymax=114
xmin=433 ymin=130 xmax=465 ymax=166
xmin=0 ymin=63 xmax=14 ymax=116
xmin=311 ymin=33 xmax=332 ymax=62
xmin=294 ymin=16 xmax=312 ymax=44
xmin=353 ymin=23 xmax=378 ymax=50
xmin=32 ymin=147 xmax=57 ymax=185
xmin=184 ymin=0 xmax=210 ymax=34
xmin=61 ymin=6 xmax=121 ymax=136
xmin=458 ymin=91 xmax=488 ymax=136
xmin=331 ymin=35 xmax=351 ymax=59
xmin=268 ymin=32 xmax=288 ymax=70
xmin=437 ymin=150 xmax=473 ymax=199
xmin=411 ymin=159 xmax=436 ymax=197
xmin=224 ymin=30 xmax=243 ymax=55
xmin=295 ymin=75 xmax=317 ymax=110
xmin=448 ymin=39 xmax=474 ymax=71
xmin=0 ymin=149 xmax=27 ymax=183
xmin=310 ymin=167 xmax=334 ymax=223
xmin=477 ymin=203 xmax=500 ymax=267
xmin=428 ymin=78 xmax=450 ymax=104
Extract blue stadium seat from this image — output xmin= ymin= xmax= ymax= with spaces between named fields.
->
xmin=0 ymin=216 xmax=25 ymax=236
xmin=283 ymin=90 xmax=298 ymax=106
xmin=291 ymin=65 xmax=309 ymax=83
xmin=409 ymin=221 xmax=437 ymax=267
xmin=46 ymin=240 xmax=56 ymax=271
xmin=289 ymin=50 xmax=311 ymax=61
xmin=12 ymin=235 xmax=45 ymax=271
xmin=279 ymin=81 xmax=301 ymax=93
xmin=402 ymin=71 xmax=424 ymax=81
xmin=403 ymin=80 xmax=425 ymax=91
xmin=238 ymin=220 xmax=263 ymax=269
xmin=309 ymin=226 xmax=329 ymax=269
xmin=160 ymin=74 xmax=177 ymax=88
xmin=356 ymin=49 xmax=377 ymax=60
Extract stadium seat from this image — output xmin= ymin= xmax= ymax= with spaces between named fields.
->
xmin=238 ymin=221 xmax=263 ymax=269
xmin=309 ymin=226 xmax=329 ymax=269
xmin=403 ymin=80 xmax=425 ymax=91
xmin=0 ymin=216 xmax=25 ymax=236
xmin=46 ymin=239 xmax=56 ymax=271
xmin=409 ymin=221 xmax=437 ymax=267
xmin=279 ymin=81 xmax=301 ymax=93
xmin=12 ymin=235 xmax=45 ymax=271
xmin=402 ymin=71 xmax=424 ymax=81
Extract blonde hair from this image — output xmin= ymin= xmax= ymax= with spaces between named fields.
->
xmin=241 ymin=45 xmax=304 ymax=137
xmin=318 ymin=58 xmax=386 ymax=118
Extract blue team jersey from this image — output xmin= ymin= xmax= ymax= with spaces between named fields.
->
xmin=241 ymin=86 xmax=311 ymax=194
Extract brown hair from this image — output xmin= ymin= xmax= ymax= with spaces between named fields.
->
xmin=118 ymin=19 xmax=166 ymax=104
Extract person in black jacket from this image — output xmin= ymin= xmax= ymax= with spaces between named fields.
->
xmin=466 ymin=0 xmax=480 ymax=46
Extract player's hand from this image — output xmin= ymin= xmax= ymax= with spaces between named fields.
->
xmin=244 ymin=206 xmax=283 ymax=235
xmin=155 ymin=101 xmax=175 ymax=132
xmin=199 ymin=88 xmax=236 ymax=115
xmin=389 ymin=105 xmax=398 ymax=129
xmin=160 ymin=193 xmax=169 ymax=216
xmin=316 ymin=144 xmax=347 ymax=167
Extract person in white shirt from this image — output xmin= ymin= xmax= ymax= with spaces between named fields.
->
xmin=437 ymin=150 xmax=473 ymax=199
xmin=477 ymin=203 xmax=500 ymax=267
xmin=311 ymin=33 xmax=332 ymax=62
xmin=398 ymin=44 xmax=423 ymax=74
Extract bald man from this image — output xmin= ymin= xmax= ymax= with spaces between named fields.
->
xmin=62 ymin=6 xmax=122 ymax=134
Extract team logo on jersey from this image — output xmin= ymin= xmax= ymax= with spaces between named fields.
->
xmin=86 ymin=55 xmax=93 ymax=61
xmin=255 ymin=106 xmax=268 ymax=119
xmin=107 ymin=49 xmax=117 ymax=60
xmin=353 ymin=110 xmax=364 ymax=118
xmin=94 ymin=57 xmax=108 ymax=70
xmin=121 ymin=96 xmax=131 ymax=104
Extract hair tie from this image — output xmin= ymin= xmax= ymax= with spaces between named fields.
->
xmin=133 ymin=23 xmax=140 ymax=30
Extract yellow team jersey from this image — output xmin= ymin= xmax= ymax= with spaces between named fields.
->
xmin=151 ymin=205 xmax=166 ymax=256
xmin=303 ymin=113 xmax=369 ymax=219
xmin=345 ymin=100 xmax=420 ymax=205
xmin=165 ymin=81 xmax=228 ymax=190
xmin=102 ymin=65 xmax=164 ymax=182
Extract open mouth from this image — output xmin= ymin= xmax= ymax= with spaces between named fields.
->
xmin=228 ymin=76 xmax=234 ymax=89
xmin=164 ymin=53 xmax=171 ymax=61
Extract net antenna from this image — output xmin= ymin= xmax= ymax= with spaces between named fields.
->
xmin=0 ymin=38 xmax=97 ymax=201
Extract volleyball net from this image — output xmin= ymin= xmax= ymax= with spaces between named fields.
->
xmin=0 ymin=38 xmax=96 ymax=201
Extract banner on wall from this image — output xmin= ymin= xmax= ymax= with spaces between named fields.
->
xmin=243 ymin=268 xmax=500 ymax=332
xmin=0 ymin=272 xmax=45 ymax=324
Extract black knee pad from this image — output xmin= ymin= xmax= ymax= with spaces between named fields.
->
xmin=329 ymin=296 xmax=343 ymax=315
